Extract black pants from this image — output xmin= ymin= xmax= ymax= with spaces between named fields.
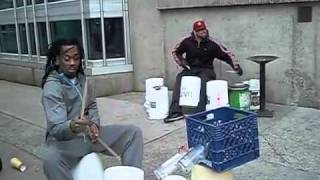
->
xmin=169 ymin=68 xmax=216 ymax=115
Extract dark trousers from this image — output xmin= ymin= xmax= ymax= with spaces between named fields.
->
xmin=169 ymin=68 xmax=216 ymax=115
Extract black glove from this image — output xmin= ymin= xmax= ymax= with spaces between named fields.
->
xmin=233 ymin=64 xmax=243 ymax=76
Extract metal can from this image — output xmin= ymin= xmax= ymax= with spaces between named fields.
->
xmin=228 ymin=83 xmax=250 ymax=111
xmin=10 ymin=157 xmax=27 ymax=172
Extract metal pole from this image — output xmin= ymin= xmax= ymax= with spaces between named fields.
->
xmin=13 ymin=0 xmax=22 ymax=60
xmin=44 ymin=0 xmax=51 ymax=45
xmin=32 ymin=0 xmax=40 ymax=61
xmin=122 ymin=0 xmax=127 ymax=64
xmin=99 ymin=0 xmax=106 ymax=66
xmin=80 ymin=0 xmax=88 ymax=67
xmin=23 ymin=0 xmax=32 ymax=59
xmin=260 ymin=62 xmax=266 ymax=111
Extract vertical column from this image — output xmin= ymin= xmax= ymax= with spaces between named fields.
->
xmin=80 ymin=0 xmax=88 ymax=67
xmin=31 ymin=0 xmax=40 ymax=61
xmin=44 ymin=0 xmax=51 ymax=45
xmin=99 ymin=0 xmax=107 ymax=66
xmin=13 ymin=0 xmax=22 ymax=60
xmin=122 ymin=0 xmax=131 ymax=64
xmin=23 ymin=0 xmax=32 ymax=59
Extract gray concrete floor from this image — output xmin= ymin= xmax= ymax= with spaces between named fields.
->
xmin=0 ymin=80 xmax=319 ymax=180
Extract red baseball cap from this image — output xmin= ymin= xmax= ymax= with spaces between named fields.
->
xmin=193 ymin=20 xmax=207 ymax=32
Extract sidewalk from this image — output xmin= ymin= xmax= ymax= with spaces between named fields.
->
xmin=0 ymin=80 xmax=319 ymax=180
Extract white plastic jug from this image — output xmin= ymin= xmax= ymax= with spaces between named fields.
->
xmin=145 ymin=78 xmax=164 ymax=102
xmin=163 ymin=175 xmax=187 ymax=180
xmin=249 ymin=79 xmax=260 ymax=110
xmin=206 ymin=80 xmax=229 ymax=110
xmin=104 ymin=166 xmax=144 ymax=180
xmin=72 ymin=153 xmax=104 ymax=180
xmin=179 ymin=76 xmax=201 ymax=107
xmin=145 ymin=86 xmax=169 ymax=120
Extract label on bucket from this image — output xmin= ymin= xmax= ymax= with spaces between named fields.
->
xmin=239 ymin=92 xmax=250 ymax=110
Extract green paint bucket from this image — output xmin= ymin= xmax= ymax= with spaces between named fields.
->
xmin=228 ymin=83 xmax=250 ymax=110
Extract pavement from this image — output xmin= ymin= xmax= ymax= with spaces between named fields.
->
xmin=0 ymin=80 xmax=319 ymax=180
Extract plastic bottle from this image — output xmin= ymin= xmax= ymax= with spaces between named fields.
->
xmin=178 ymin=144 xmax=206 ymax=172
xmin=154 ymin=152 xmax=186 ymax=180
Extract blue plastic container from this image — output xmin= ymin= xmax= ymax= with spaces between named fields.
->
xmin=186 ymin=107 xmax=259 ymax=172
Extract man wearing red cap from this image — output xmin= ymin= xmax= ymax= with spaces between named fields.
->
xmin=164 ymin=20 xmax=243 ymax=123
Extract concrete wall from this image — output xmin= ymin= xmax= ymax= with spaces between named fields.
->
xmin=128 ymin=0 xmax=166 ymax=90
xmin=129 ymin=1 xmax=320 ymax=108
xmin=0 ymin=60 xmax=134 ymax=97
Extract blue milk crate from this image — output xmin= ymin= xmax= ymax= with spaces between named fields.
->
xmin=186 ymin=107 xmax=260 ymax=172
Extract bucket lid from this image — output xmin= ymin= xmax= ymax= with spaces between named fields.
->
xmin=228 ymin=82 xmax=249 ymax=90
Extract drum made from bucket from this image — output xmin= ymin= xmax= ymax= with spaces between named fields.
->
xmin=206 ymin=80 xmax=229 ymax=111
xmin=228 ymin=83 xmax=250 ymax=111
xmin=145 ymin=78 xmax=164 ymax=102
xmin=179 ymin=76 xmax=201 ymax=107
xmin=72 ymin=153 xmax=104 ymax=180
xmin=163 ymin=175 xmax=187 ymax=180
xmin=104 ymin=166 xmax=144 ymax=180
xmin=144 ymin=86 xmax=169 ymax=120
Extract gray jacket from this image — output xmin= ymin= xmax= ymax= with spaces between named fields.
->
xmin=42 ymin=71 xmax=100 ymax=142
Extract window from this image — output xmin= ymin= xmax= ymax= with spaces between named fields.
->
xmin=87 ymin=18 xmax=125 ymax=60
xmin=38 ymin=22 xmax=48 ymax=56
xmin=0 ymin=0 xmax=13 ymax=10
xmin=105 ymin=18 xmax=125 ymax=58
xmin=50 ymin=20 xmax=82 ymax=45
xmin=87 ymin=19 xmax=102 ymax=60
xmin=17 ymin=0 xmax=43 ymax=7
xmin=0 ymin=25 xmax=18 ymax=53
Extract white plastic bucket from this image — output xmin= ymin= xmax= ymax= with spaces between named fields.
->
xmin=248 ymin=79 xmax=260 ymax=91
xmin=163 ymin=175 xmax=187 ymax=180
xmin=179 ymin=76 xmax=201 ymax=107
xmin=104 ymin=166 xmax=144 ymax=180
xmin=145 ymin=78 xmax=164 ymax=102
xmin=144 ymin=86 xmax=169 ymax=120
xmin=72 ymin=153 xmax=104 ymax=180
xmin=206 ymin=80 xmax=229 ymax=110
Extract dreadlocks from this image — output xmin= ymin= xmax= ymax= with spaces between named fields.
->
xmin=41 ymin=39 xmax=84 ymax=88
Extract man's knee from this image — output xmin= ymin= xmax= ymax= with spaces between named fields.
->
xmin=43 ymin=147 xmax=61 ymax=172
xmin=128 ymin=125 xmax=143 ymax=139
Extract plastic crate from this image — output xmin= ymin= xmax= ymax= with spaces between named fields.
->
xmin=186 ymin=107 xmax=259 ymax=172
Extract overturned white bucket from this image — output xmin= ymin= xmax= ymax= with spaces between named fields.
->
xmin=145 ymin=78 xmax=164 ymax=102
xmin=179 ymin=76 xmax=201 ymax=107
xmin=144 ymin=86 xmax=169 ymax=119
xmin=144 ymin=78 xmax=169 ymax=120
xmin=72 ymin=153 xmax=104 ymax=180
xmin=104 ymin=166 xmax=144 ymax=180
xmin=206 ymin=80 xmax=229 ymax=111
xmin=163 ymin=175 xmax=187 ymax=180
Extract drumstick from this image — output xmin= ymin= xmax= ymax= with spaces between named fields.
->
xmin=80 ymin=79 xmax=121 ymax=162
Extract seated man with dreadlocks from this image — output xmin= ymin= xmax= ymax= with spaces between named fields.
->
xmin=41 ymin=38 xmax=143 ymax=180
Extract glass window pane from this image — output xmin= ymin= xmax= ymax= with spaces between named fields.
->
xmin=18 ymin=23 xmax=37 ymax=55
xmin=87 ymin=18 xmax=102 ymax=60
xmin=17 ymin=0 xmax=32 ymax=7
xmin=18 ymin=24 xmax=28 ymax=54
xmin=0 ymin=0 xmax=13 ymax=9
xmin=0 ymin=25 xmax=18 ymax=53
xmin=28 ymin=23 xmax=36 ymax=55
xmin=38 ymin=22 xmax=48 ymax=56
xmin=50 ymin=20 xmax=82 ymax=45
xmin=105 ymin=18 xmax=125 ymax=58
xmin=36 ymin=0 xmax=44 ymax=3
xmin=48 ymin=0 xmax=64 ymax=2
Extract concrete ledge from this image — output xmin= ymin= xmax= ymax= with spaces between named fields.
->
xmin=157 ymin=0 xmax=320 ymax=10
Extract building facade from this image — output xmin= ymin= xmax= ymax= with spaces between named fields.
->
xmin=1 ymin=0 xmax=320 ymax=108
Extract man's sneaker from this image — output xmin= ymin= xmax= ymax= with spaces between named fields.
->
xmin=163 ymin=113 xmax=184 ymax=123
